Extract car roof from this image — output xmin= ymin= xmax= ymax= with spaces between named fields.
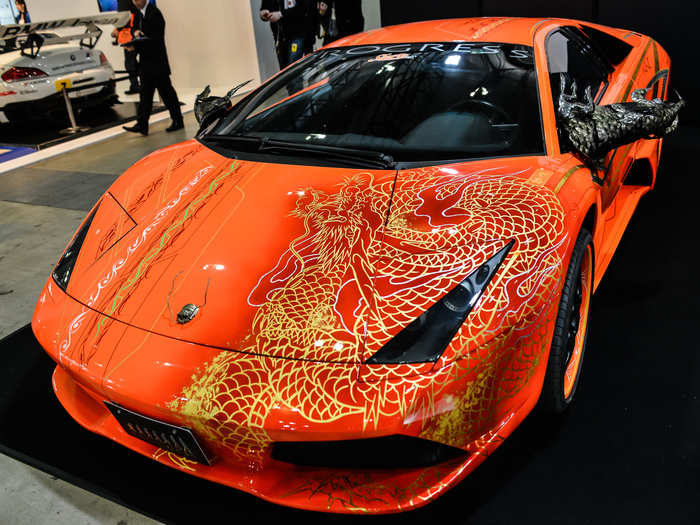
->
xmin=326 ymin=17 xmax=569 ymax=47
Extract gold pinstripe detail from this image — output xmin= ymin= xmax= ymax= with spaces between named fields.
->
xmin=620 ymin=38 xmax=652 ymax=102
xmin=554 ymin=165 xmax=586 ymax=194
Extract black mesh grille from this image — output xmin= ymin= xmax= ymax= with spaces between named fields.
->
xmin=271 ymin=434 xmax=466 ymax=469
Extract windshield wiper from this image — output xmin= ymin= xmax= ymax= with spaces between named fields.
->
xmin=203 ymin=134 xmax=395 ymax=169
xmin=258 ymin=138 xmax=395 ymax=169
xmin=203 ymin=134 xmax=262 ymax=149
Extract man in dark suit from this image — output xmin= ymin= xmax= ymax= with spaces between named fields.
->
xmin=123 ymin=0 xmax=183 ymax=136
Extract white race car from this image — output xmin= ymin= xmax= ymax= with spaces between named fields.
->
xmin=0 ymin=12 xmax=129 ymax=124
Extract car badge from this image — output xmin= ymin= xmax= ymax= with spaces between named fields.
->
xmin=70 ymin=54 xmax=76 ymax=61
xmin=177 ymin=303 xmax=199 ymax=324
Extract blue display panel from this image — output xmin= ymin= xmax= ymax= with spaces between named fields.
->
xmin=0 ymin=0 xmax=20 ymax=25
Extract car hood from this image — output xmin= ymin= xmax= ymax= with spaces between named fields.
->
xmin=65 ymin=141 xmax=566 ymax=363
xmin=66 ymin=141 xmax=398 ymax=362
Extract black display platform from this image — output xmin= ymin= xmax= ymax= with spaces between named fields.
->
xmin=0 ymin=101 xmax=167 ymax=151
xmin=1 ymin=129 xmax=698 ymax=524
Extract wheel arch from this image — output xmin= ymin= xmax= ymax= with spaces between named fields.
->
xmin=569 ymin=186 xmax=601 ymax=290
xmin=581 ymin=204 xmax=597 ymax=237
xmin=576 ymin=191 xmax=600 ymax=260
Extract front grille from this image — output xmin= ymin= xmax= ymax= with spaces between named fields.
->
xmin=271 ymin=434 xmax=466 ymax=469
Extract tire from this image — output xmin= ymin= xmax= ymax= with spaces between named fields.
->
xmin=538 ymin=227 xmax=594 ymax=414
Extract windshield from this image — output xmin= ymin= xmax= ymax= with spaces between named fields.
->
xmin=208 ymin=43 xmax=544 ymax=163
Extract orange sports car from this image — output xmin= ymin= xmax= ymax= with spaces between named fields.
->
xmin=32 ymin=18 xmax=682 ymax=514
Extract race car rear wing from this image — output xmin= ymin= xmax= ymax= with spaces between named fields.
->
xmin=0 ymin=12 xmax=130 ymax=59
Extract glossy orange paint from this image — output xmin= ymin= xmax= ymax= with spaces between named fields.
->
xmin=32 ymin=18 xmax=673 ymax=513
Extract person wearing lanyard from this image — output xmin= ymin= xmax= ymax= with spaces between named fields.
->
xmin=260 ymin=0 xmax=314 ymax=70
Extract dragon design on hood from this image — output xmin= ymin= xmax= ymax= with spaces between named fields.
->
xmin=173 ymin=166 xmax=569 ymax=463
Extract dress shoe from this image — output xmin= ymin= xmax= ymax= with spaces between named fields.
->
xmin=123 ymin=124 xmax=148 ymax=136
xmin=125 ymin=87 xmax=140 ymax=95
xmin=166 ymin=120 xmax=184 ymax=132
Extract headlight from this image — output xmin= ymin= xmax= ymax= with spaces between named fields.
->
xmin=52 ymin=206 xmax=98 ymax=291
xmin=364 ymin=241 xmax=514 ymax=365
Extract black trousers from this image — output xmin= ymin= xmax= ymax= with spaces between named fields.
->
xmin=124 ymin=49 xmax=139 ymax=90
xmin=137 ymin=73 xmax=183 ymax=130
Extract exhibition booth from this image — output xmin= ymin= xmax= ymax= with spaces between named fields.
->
xmin=0 ymin=1 xmax=697 ymax=523
xmin=0 ymin=0 xmax=264 ymax=165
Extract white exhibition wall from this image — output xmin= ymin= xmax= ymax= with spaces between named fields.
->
xmin=363 ymin=0 xmax=382 ymax=34
xmin=22 ymin=0 xmax=262 ymax=97
xmin=158 ymin=0 xmax=260 ymax=95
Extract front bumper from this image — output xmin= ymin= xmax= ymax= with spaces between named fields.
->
xmin=53 ymin=365 xmax=495 ymax=513
xmin=32 ymin=276 xmax=551 ymax=513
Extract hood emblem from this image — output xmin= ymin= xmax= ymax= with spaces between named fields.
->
xmin=167 ymin=272 xmax=211 ymax=325
xmin=177 ymin=303 xmax=199 ymax=324
xmin=70 ymin=54 xmax=76 ymax=61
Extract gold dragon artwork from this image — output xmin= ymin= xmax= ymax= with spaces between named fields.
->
xmin=171 ymin=164 xmax=569 ymax=466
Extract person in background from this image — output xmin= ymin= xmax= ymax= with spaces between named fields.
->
xmin=317 ymin=1 xmax=334 ymax=46
xmin=111 ymin=0 xmax=140 ymax=95
xmin=318 ymin=0 xmax=363 ymax=43
xmin=123 ymin=0 xmax=183 ymax=136
xmin=303 ymin=2 xmax=318 ymax=55
xmin=14 ymin=0 xmax=30 ymax=24
xmin=260 ymin=0 xmax=314 ymax=70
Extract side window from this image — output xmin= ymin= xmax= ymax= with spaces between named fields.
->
xmin=547 ymin=27 xmax=612 ymax=151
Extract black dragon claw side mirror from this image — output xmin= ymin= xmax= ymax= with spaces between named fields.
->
xmin=194 ymin=85 xmax=213 ymax=124
xmin=194 ymin=79 xmax=253 ymax=129
xmin=558 ymin=73 xmax=685 ymax=162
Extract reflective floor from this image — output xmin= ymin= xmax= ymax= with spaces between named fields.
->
xmin=0 ymin=455 xmax=158 ymax=525
xmin=0 ymin=102 xmax=148 ymax=150
xmin=0 ymin=114 xmax=197 ymax=339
